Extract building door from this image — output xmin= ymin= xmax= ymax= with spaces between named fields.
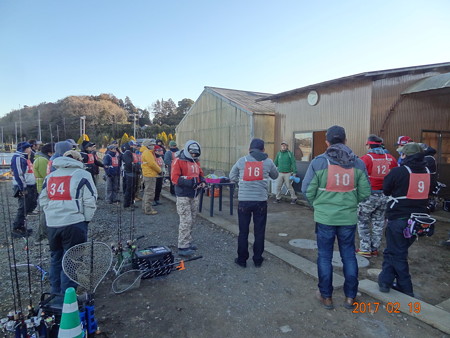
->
xmin=421 ymin=130 xmax=450 ymax=197
xmin=294 ymin=130 xmax=327 ymax=181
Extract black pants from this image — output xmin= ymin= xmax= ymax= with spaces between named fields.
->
xmin=155 ymin=177 xmax=163 ymax=201
xmin=13 ymin=185 xmax=37 ymax=230
xmin=378 ymin=219 xmax=416 ymax=296
xmin=237 ymin=200 xmax=267 ymax=265
xmin=169 ymin=177 xmax=175 ymax=195
xmin=123 ymin=174 xmax=136 ymax=208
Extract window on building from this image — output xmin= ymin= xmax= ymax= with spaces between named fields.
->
xmin=294 ymin=130 xmax=327 ymax=161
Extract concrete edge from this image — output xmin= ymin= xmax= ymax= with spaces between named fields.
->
xmin=359 ymin=279 xmax=450 ymax=334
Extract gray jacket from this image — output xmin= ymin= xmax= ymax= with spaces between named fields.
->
xmin=230 ymin=151 xmax=278 ymax=201
xmin=39 ymin=156 xmax=98 ymax=227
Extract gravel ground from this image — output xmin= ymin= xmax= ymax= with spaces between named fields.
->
xmin=0 ymin=178 xmax=447 ymax=337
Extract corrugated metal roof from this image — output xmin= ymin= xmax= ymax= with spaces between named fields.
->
xmin=205 ymin=87 xmax=275 ymax=115
xmin=258 ymin=62 xmax=450 ymax=102
xmin=401 ymin=72 xmax=450 ymax=95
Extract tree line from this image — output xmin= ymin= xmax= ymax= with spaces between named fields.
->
xmin=0 ymin=94 xmax=194 ymax=147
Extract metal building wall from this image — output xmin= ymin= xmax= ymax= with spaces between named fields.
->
xmin=253 ymin=113 xmax=275 ymax=159
xmin=175 ymin=91 xmax=257 ymax=173
xmin=274 ymin=80 xmax=373 ymax=157
xmin=370 ymin=71 xmax=448 ymax=152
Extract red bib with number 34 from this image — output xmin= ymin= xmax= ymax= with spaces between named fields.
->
xmin=326 ymin=165 xmax=355 ymax=192
xmin=243 ymin=161 xmax=263 ymax=181
xmin=47 ymin=176 xmax=72 ymax=200
xmin=406 ymin=173 xmax=430 ymax=199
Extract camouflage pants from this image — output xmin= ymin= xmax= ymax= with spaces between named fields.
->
xmin=357 ymin=192 xmax=388 ymax=252
xmin=176 ymin=196 xmax=199 ymax=249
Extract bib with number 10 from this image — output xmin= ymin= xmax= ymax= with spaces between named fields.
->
xmin=47 ymin=176 xmax=72 ymax=200
xmin=325 ymin=165 xmax=355 ymax=192
xmin=243 ymin=161 xmax=263 ymax=181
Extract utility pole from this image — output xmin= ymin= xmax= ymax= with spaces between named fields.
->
xmin=133 ymin=113 xmax=136 ymax=139
xmin=63 ymin=118 xmax=67 ymax=139
xmin=80 ymin=116 xmax=86 ymax=139
xmin=56 ymin=125 xmax=60 ymax=142
xmin=15 ymin=122 xmax=18 ymax=146
xmin=19 ymin=105 xmax=22 ymax=141
xmin=49 ymin=123 xmax=53 ymax=142
xmin=38 ymin=109 xmax=42 ymax=142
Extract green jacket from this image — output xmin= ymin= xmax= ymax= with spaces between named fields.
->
xmin=33 ymin=152 xmax=49 ymax=193
xmin=274 ymin=150 xmax=296 ymax=173
xmin=301 ymin=144 xmax=371 ymax=225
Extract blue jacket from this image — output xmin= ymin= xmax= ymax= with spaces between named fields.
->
xmin=12 ymin=151 xmax=36 ymax=190
xmin=103 ymin=151 xmax=121 ymax=176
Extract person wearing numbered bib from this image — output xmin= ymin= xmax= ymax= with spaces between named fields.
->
xmin=80 ymin=141 xmax=104 ymax=185
xmin=103 ymin=144 xmax=121 ymax=204
xmin=171 ymin=140 xmax=206 ymax=257
xmin=356 ymin=135 xmax=398 ymax=258
xmin=11 ymin=142 xmax=38 ymax=238
xmin=229 ymin=138 xmax=278 ymax=268
xmin=39 ymin=150 xmax=98 ymax=294
xmin=302 ymin=126 xmax=371 ymax=310
xmin=164 ymin=141 xmax=179 ymax=196
xmin=378 ymin=143 xmax=432 ymax=297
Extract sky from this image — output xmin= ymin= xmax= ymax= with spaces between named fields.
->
xmin=0 ymin=0 xmax=449 ymax=117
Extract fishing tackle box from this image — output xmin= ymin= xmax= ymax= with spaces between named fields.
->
xmin=132 ymin=246 xmax=174 ymax=279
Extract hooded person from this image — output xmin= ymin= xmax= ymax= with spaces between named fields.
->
xmin=378 ymin=143 xmax=432 ymax=297
xmin=121 ymin=141 xmax=141 ymax=208
xmin=48 ymin=141 xmax=73 ymax=174
xmin=171 ymin=140 xmax=206 ymax=256
xmin=103 ymin=144 xmax=121 ymax=204
xmin=164 ymin=140 xmax=179 ymax=195
xmin=301 ymin=125 xmax=371 ymax=310
xmin=40 ymin=149 xmax=97 ymax=294
xmin=11 ymin=142 xmax=37 ymax=237
xmin=229 ymin=138 xmax=279 ymax=268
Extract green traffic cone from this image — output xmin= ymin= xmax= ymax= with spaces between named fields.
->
xmin=58 ymin=287 xmax=84 ymax=338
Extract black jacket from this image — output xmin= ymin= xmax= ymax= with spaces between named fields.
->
xmin=383 ymin=153 xmax=431 ymax=220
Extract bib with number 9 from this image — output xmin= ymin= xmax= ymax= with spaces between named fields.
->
xmin=243 ymin=161 xmax=263 ymax=181
xmin=47 ymin=176 xmax=72 ymax=200
xmin=406 ymin=173 xmax=430 ymax=199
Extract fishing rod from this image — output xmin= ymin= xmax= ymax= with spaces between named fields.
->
xmin=22 ymin=186 xmax=35 ymax=315
xmin=2 ymin=181 xmax=23 ymax=313
xmin=1 ymin=183 xmax=18 ymax=313
xmin=37 ymin=204 xmax=45 ymax=293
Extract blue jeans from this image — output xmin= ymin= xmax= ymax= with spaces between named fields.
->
xmin=48 ymin=221 xmax=88 ymax=294
xmin=378 ymin=219 xmax=415 ymax=296
xmin=316 ymin=223 xmax=358 ymax=298
xmin=237 ymin=201 xmax=267 ymax=265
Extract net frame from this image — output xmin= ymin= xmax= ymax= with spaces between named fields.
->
xmin=62 ymin=241 xmax=113 ymax=293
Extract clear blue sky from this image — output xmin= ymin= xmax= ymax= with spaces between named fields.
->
xmin=0 ymin=0 xmax=449 ymax=117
